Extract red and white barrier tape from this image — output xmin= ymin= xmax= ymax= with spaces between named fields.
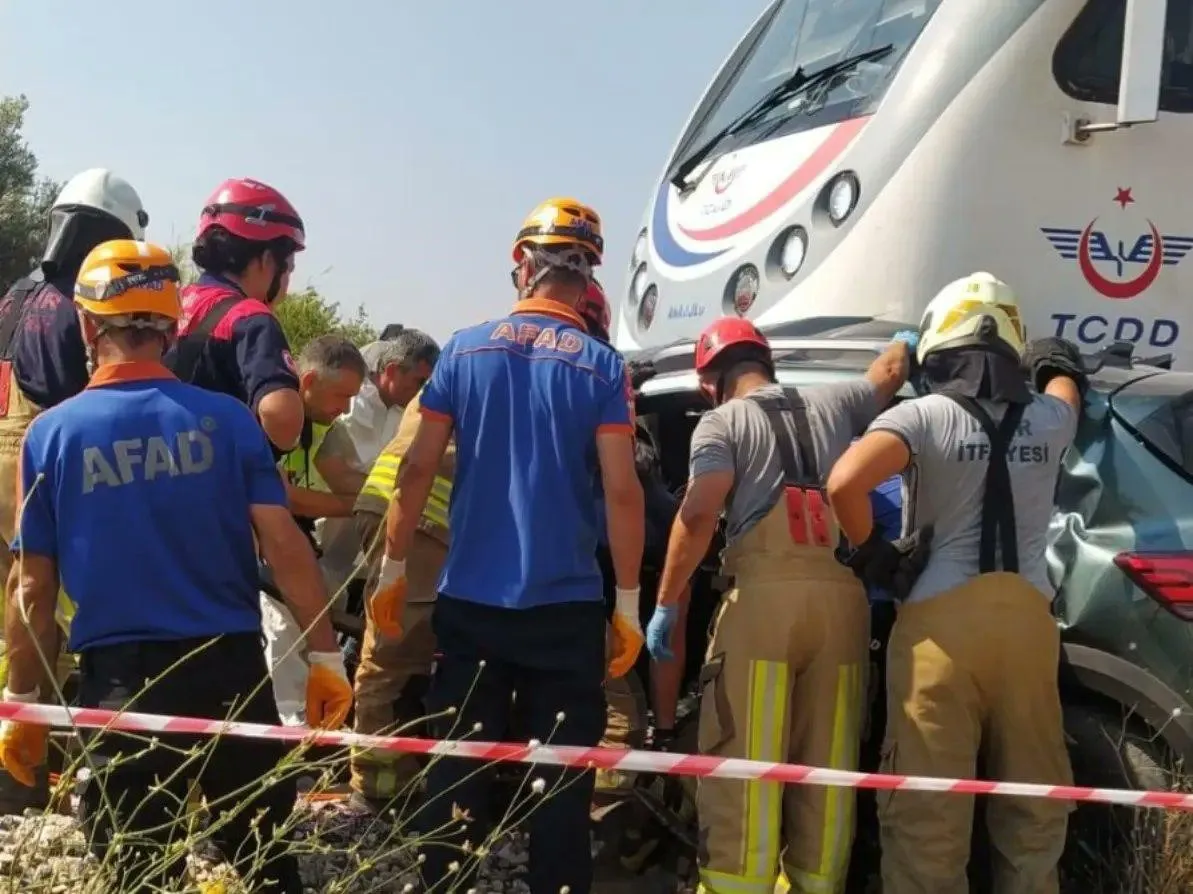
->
xmin=3 ymin=700 xmax=1189 ymax=811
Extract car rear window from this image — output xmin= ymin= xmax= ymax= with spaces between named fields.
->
xmin=1112 ymin=372 xmax=1193 ymax=475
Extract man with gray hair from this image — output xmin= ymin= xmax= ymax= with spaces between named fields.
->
xmin=315 ymin=329 xmax=441 ymax=614
xmin=319 ymin=329 xmax=441 ymax=483
xmin=264 ymin=334 xmax=367 ymax=726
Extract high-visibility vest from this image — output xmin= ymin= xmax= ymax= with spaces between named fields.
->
xmin=280 ymin=420 xmax=330 ymax=491
xmin=355 ymin=388 xmax=455 ymax=547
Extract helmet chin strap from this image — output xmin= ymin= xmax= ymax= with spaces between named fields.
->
xmin=265 ymin=251 xmax=286 ymax=304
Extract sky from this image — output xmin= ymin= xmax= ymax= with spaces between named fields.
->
xmin=0 ymin=1 xmax=763 ymax=343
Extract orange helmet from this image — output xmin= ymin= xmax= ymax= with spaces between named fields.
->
xmin=512 ymin=197 xmax=604 ymax=265
xmin=74 ymin=239 xmax=181 ymax=324
xmin=577 ymin=279 xmax=611 ymax=342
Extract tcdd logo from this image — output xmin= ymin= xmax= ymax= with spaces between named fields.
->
xmin=1041 ymin=187 xmax=1193 ymax=348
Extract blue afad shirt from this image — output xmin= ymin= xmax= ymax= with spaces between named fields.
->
xmin=11 ymin=362 xmax=289 ymax=652
xmin=419 ymin=298 xmax=635 ymax=610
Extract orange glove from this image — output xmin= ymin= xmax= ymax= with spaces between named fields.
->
xmin=0 ymin=689 xmax=47 ymax=787
xmin=608 ymin=587 xmax=644 ymax=678
xmin=305 ymin=653 xmax=353 ymax=730
xmin=367 ymin=556 xmax=407 ymax=639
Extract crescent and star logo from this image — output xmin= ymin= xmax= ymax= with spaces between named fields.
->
xmin=712 ymin=164 xmax=745 ymax=195
xmin=1042 ymin=187 xmax=1193 ymax=300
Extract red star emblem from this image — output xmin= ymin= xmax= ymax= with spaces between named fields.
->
xmin=1114 ymin=186 xmax=1134 ymax=209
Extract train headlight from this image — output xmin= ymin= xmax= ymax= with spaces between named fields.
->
xmin=629 ymin=264 xmax=648 ymax=307
xmin=725 ymin=264 xmax=760 ymax=316
xmin=778 ymin=227 xmax=808 ymax=277
xmin=631 ymin=229 xmax=648 ymax=269
xmin=826 ymin=172 xmax=860 ymax=226
xmin=639 ymin=285 xmax=658 ymax=331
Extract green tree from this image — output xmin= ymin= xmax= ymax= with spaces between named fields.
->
xmin=274 ymin=288 xmax=376 ymax=353
xmin=0 ymin=96 xmax=60 ymax=289
xmin=170 ymin=242 xmax=376 ymax=353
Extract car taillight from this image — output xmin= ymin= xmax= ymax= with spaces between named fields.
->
xmin=1114 ymin=552 xmax=1193 ymax=620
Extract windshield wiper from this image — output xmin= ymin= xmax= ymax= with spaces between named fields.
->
xmin=669 ymin=44 xmax=894 ymax=191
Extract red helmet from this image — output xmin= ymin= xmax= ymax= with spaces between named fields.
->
xmin=577 ymin=279 xmax=611 ymax=341
xmin=695 ymin=317 xmax=771 ymax=374
xmin=197 ymin=178 xmax=306 ymax=250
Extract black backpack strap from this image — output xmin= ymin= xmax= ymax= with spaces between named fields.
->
xmin=168 ymin=295 xmax=242 ymax=383
xmin=748 ymin=390 xmax=819 ymax=486
xmin=944 ymin=394 xmax=1025 ymax=573
xmin=0 ymin=273 xmax=44 ymax=361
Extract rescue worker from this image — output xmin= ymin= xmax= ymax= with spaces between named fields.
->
xmin=347 ymin=385 xmax=453 ymax=815
xmin=645 ymin=316 xmax=923 ymax=894
xmin=316 ymin=331 xmax=440 ymax=598
xmin=375 ymin=197 xmax=645 ymax=894
xmin=577 ymin=280 xmax=675 ymax=801
xmin=0 ymin=168 xmax=148 ymax=810
xmin=0 ymin=239 xmax=352 ymax=893
xmin=264 ymin=335 xmax=367 ymax=726
xmin=165 ymin=177 xmax=306 ymax=455
xmin=826 ymin=273 xmax=1085 ymax=894
xmin=579 ymin=280 xmax=651 ymax=797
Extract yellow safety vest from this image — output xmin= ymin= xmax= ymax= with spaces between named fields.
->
xmin=280 ymin=421 xmax=330 ymax=491
xmin=355 ymin=388 xmax=455 ymax=547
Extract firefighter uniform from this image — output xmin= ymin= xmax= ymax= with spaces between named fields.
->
xmin=694 ymin=393 xmax=872 ymax=894
xmin=833 ymin=273 xmax=1081 ymax=893
xmin=664 ymin=317 xmax=905 ymax=894
xmin=349 ymin=388 xmax=453 ymax=805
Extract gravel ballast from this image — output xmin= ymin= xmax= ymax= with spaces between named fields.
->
xmin=0 ymin=802 xmax=537 ymax=894
xmin=0 ymin=799 xmax=683 ymax=893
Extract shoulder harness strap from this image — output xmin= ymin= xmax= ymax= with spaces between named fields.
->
xmin=943 ymin=394 xmax=1026 ymax=574
xmin=747 ymin=390 xmax=819 ymax=485
xmin=746 ymin=390 xmax=833 ymax=547
xmin=168 ymin=295 xmax=242 ymax=383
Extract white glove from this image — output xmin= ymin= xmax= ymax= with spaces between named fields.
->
xmin=608 ymin=587 xmax=644 ymax=678
xmin=614 ymin=587 xmax=643 ymax=635
xmin=376 ymin=556 xmax=406 ymax=588
xmin=308 ymin=651 xmax=349 ymax=681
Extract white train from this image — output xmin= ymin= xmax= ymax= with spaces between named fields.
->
xmin=617 ymin=0 xmax=1193 ymax=366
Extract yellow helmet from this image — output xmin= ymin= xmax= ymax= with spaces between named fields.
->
xmin=74 ymin=240 xmax=181 ymax=322
xmin=916 ymin=272 xmax=1027 ymax=364
xmin=512 ymin=197 xmax=604 ymax=265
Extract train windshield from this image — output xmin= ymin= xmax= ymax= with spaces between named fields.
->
xmin=671 ymin=0 xmax=941 ymax=182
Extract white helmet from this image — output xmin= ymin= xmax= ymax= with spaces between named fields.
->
xmin=916 ymin=272 xmax=1027 ymax=364
xmin=52 ymin=169 xmax=148 ymax=239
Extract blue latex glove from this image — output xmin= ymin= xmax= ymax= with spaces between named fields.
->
xmin=646 ymin=604 xmax=679 ymax=662
xmin=892 ymin=329 xmax=920 ymax=352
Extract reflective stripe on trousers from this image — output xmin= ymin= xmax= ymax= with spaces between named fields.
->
xmin=697 ymin=496 xmax=869 ymax=894
xmin=350 ymin=531 xmax=445 ymax=802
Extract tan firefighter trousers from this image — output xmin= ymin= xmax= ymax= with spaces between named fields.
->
xmin=697 ymin=497 xmax=869 ymax=894
xmin=349 ymin=532 xmax=443 ymax=803
xmin=0 ymin=373 xmax=75 ymax=809
xmin=879 ymin=573 xmax=1073 ymax=894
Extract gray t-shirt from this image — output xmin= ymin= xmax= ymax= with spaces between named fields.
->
xmin=870 ymin=393 xmax=1078 ymax=604
xmin=689 ymin=381 xmax=880 ymax=544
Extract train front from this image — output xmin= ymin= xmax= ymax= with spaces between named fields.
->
xmin=616 ymin=0 xmax=945 ymax=351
